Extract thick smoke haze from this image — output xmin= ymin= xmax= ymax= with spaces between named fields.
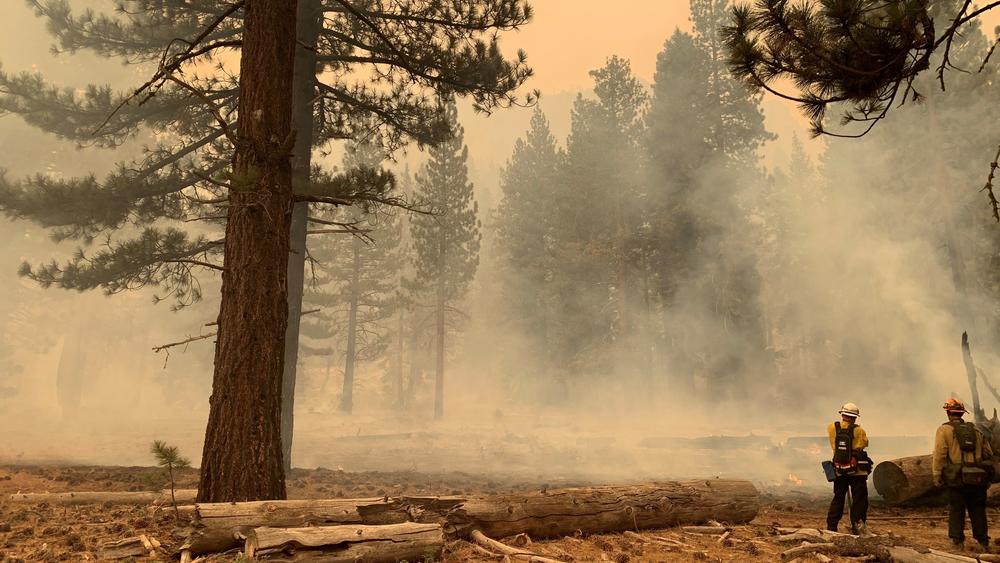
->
xmin=1 ymin=1 xmax=999 ymax=493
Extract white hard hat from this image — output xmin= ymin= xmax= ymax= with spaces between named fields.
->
xmin=839 ymin=403 xmax=860 ymax=418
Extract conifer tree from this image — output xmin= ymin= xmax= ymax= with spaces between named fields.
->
xmin=646 ymin=0 xmax=772 ymax=400
xmin=0 ymin=0 xmax=533 ymax=499
xmin=305 ymin=140 xmax=403 ymax=414
xmin=410 ymin=100 xmax=481 ymax=419
xmin=551 ymin=56 xmax=648 ymax=381
xmin=494 ymin=108 xmax=561 ymax=387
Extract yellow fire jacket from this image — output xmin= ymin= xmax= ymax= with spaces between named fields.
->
xmin=827 ymin=421 xmax=869 ymax=476
xmin=932 ymin=420 xmax=993 ymax=485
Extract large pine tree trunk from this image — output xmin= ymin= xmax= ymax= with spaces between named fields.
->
xmin=340 ymin=237 xmax=362 ymax=413
xmin=434 ymin=278 xmax=446 ymax=420
xmin=280 ymin=0 xmax=321 ymax=474
xmin=197 ymin=0 xmax=298 ymax=503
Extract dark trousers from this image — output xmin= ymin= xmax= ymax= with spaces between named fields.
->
xmin=948 ymin=485 xmax=989 ymax=544
xmin=827 ymin=475 xmax=869 ymax=531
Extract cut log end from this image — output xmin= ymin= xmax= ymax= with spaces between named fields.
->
xmin=874 ymin=456 xmax=939 ymax=505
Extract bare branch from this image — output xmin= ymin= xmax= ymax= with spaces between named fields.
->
xmin=982 ymin=144 xmax=1000 ymax=222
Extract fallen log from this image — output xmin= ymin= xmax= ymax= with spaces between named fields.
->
xmin=244 ymin=522 xmax=444 ymax=562
xmin=873 ymin=456 xmax=939 ymax=504
xmin=184 ymin=496 xmax=463 ymax=554
xmin=887 ymin=546 xmax=977 ymax=562
xmin=444 ymin=480 xmax=759 ymax=540
xmin=8 ymin=489 xmax=197 ymax=505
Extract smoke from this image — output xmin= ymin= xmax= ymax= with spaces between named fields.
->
xmin=2 ymin=2 xmax=999 ymax=497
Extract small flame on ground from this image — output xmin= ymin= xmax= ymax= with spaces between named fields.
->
xmin=787 ymin=473 xmax=803 ymax=486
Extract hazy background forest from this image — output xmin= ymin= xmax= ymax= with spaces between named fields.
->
xmin=1 ymin=0 xmax=999 ymax=485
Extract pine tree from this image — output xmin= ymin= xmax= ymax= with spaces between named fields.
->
xmin=1 ymin=0 xmax=533 ymax=499
xmin=493 ymin=108 xmax=561 ymax=390
xmin=646 ymin=0 xmax=772 ymax=401
xmin=550 ymin=56 xmax=648 ymax=384
xmin=410 ymin=100 xmax=481 ymax=420
xmin=305 ymin=140 xmax=403 ymax=414
xmin=723 ymin=0 xmax=999 ymax=138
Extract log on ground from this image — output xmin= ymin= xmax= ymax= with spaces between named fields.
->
xmin=184 ymin=496 xmax=462 ymax=554
xmin=873 ymin=456 xmax=940 ymax=504
xmin=444 ymin=480 xmax=759 ymax=540
xmin=244 ymin=522 xmax=443 ymax=562
xmin=8 ymin=489 xmax=197 ymax=505
xmin=887 ymin=546 xmax=978 ymax=562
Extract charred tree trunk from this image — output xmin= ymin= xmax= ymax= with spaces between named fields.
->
xmin=340 ymin=236 xmax=362 ymax=414
xmin=962 ymin=332 xmax=986 ymax=424
xmin=280 ymin=0 xmax=321 ymax=474
xmin=444 ymin=480 xmax=760 ymax=540
xmin=434 ymin=272 xmax=446 ymax=420
xmin=197 ymin=0 xmax=298 ymax=503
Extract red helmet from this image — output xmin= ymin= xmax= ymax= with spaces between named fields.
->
xmin=944 ymin=397 xmax=968 ymax=414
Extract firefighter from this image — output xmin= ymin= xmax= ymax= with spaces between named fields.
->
xmin=933 ymin=398 xmax=993 ymax=551
xmin=826 ymin=402 xmax=871 ymax=535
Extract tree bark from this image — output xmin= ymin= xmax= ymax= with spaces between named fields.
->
xmin=183 ymin=496 xmax=464 ymax=554
xmin=197 ymin=0 xmax=298 ymax=503
xmin=281 ymin=0 xmax=322 ymax=474
xmin=244 ymin=522 xmax=444 ymax=562
xmin=443 ymin=480 xmax=760 ymax=540
xmin=340 ymin=236 xmax=362 ymax=413
xmin=434 ymin=273 xmax=446 ymax=420
xmin=872 ymin=456 xmax=940 ymax=504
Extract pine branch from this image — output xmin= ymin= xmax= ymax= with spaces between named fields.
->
xmin=96 ymin=1 xmax=245 ymax=135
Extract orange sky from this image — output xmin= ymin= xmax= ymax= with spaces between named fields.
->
xmin=509 ymin=1 xmax=692 ymax=93
xmin=513 ymin=1 xmax=1000 ymax=94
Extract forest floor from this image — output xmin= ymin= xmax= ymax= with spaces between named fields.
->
xmin=0 ymin=464 xmax=995 ymax=562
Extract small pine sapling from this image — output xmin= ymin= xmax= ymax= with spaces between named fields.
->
xmin=150 ymin=440 xmax=191 ymax=519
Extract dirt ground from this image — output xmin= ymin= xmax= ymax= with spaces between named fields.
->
xmin=0 ymin=465 xmax=996 ymax=562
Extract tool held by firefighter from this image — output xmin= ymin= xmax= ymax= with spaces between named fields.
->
xmin=825 ymin=402 xmax=872 ymax=536
xmin=933 ymin=397 xmax=996 ymax=552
